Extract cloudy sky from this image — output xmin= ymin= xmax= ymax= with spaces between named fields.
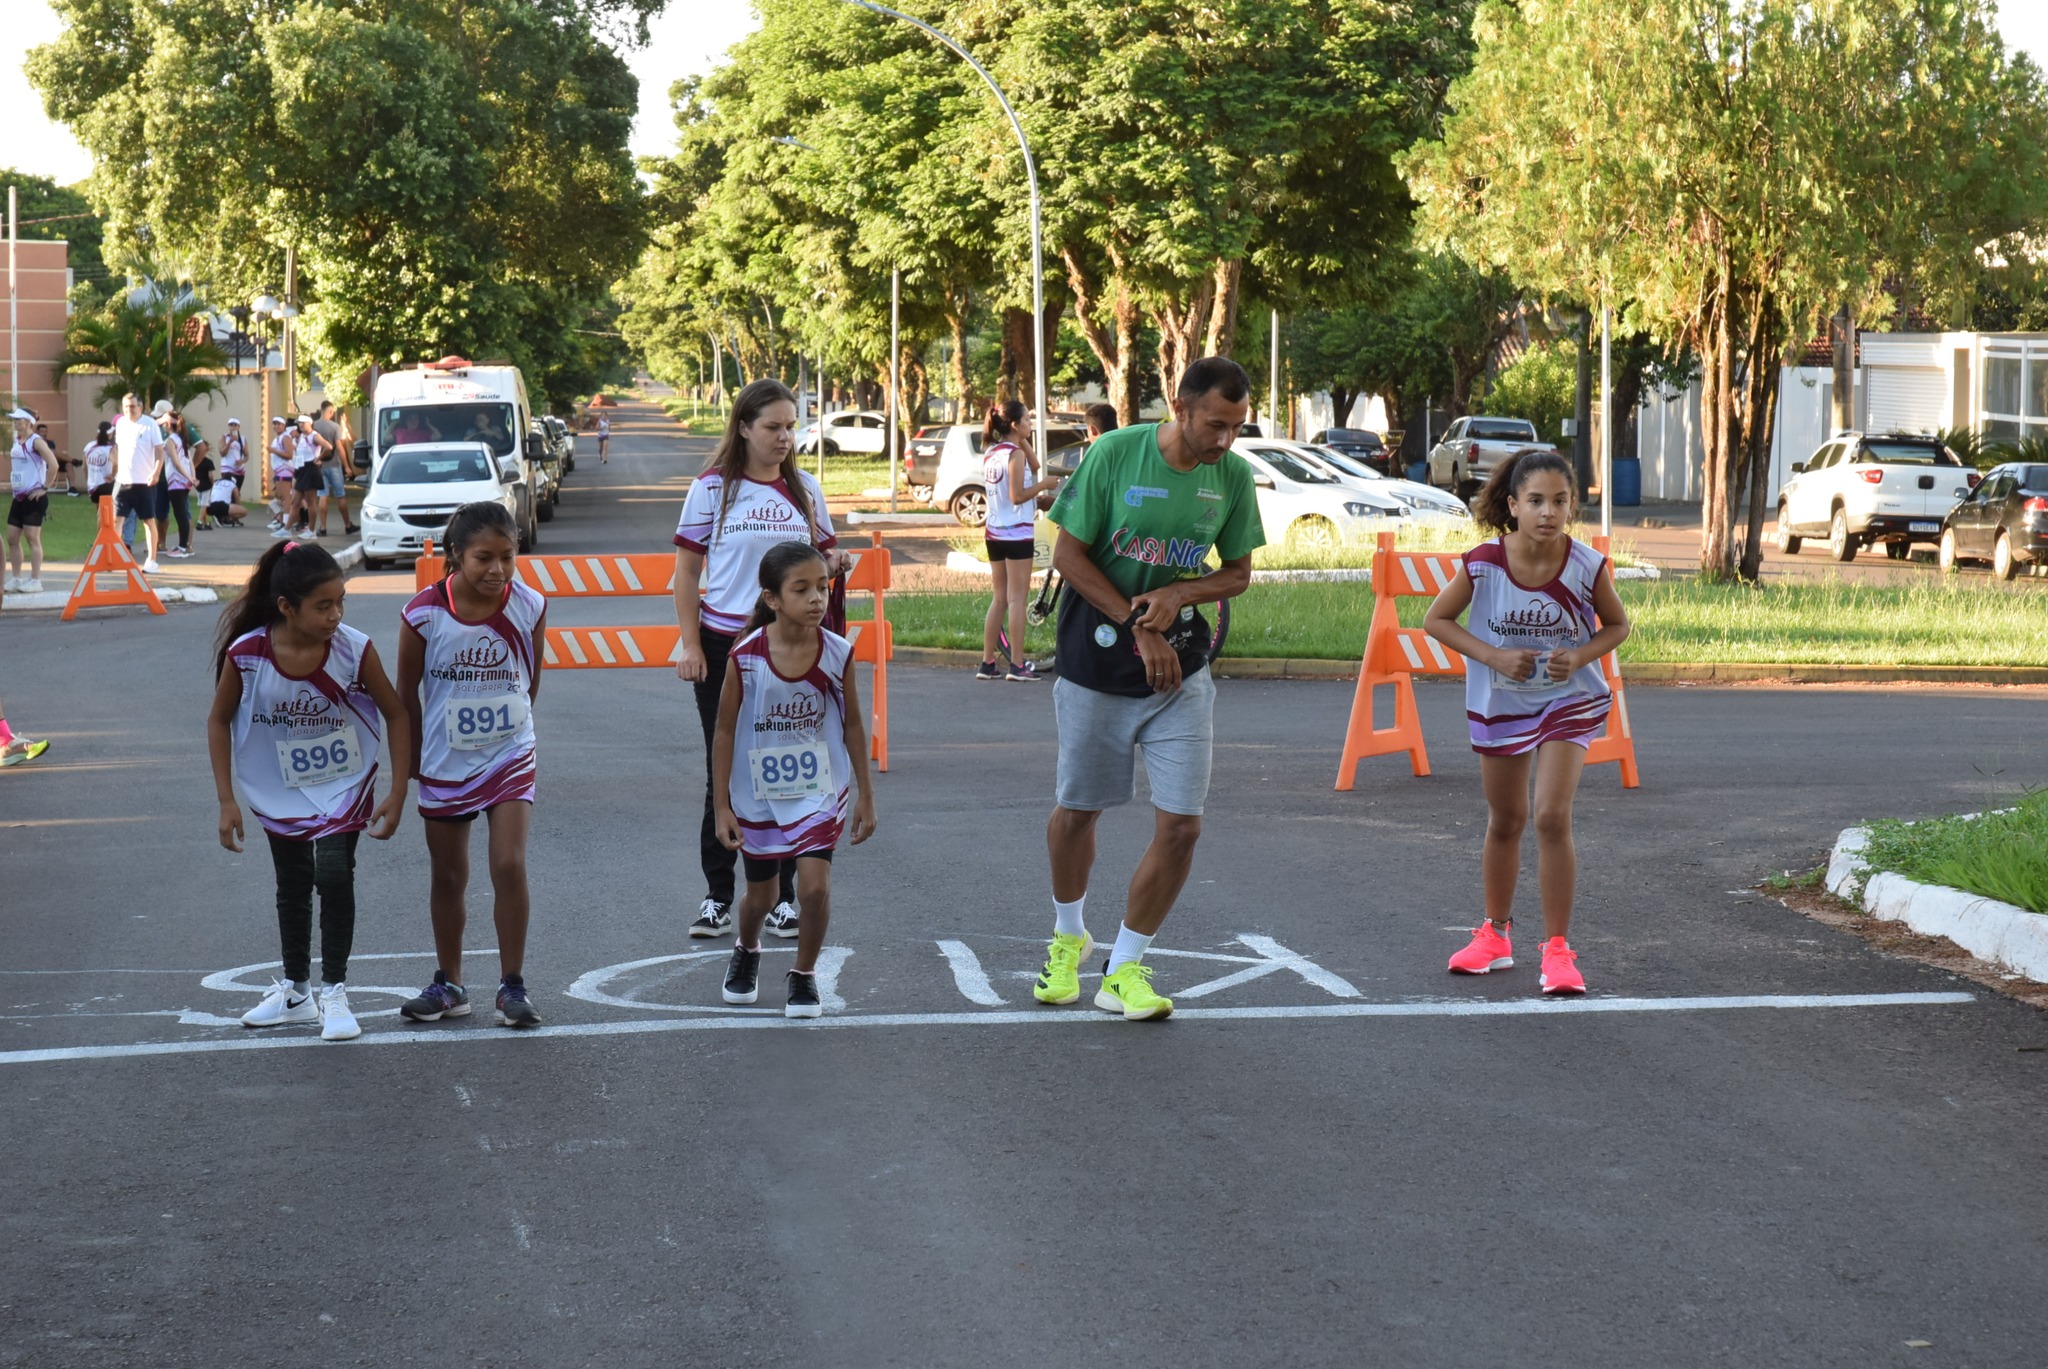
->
xmin=8 ymin=1 xmax=2048 ymax=187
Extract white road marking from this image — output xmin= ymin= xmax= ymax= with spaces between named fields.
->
xmin=0 ymin=992 xmax=1976 ymax=1066
xmin=454 ymin=1085 xmax=473 ymax=1108
xmin=565 ymin=946 xmax=850 ymax=1014
xmin=1174 ymin=935 xmax=1362 ymax=1001
xmin=935 ymin=941 xmax=1005 ymax=1005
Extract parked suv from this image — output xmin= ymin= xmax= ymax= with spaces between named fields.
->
xmin=1939 ymin=461 xmax=2048 ymax=579
xmin=1776 ymin=432 xmax=1976 ymax=562
xmin=1308 ymin=428 xmax=1393 ymax=476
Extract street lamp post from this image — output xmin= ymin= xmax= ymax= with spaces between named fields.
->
xmin=839 ymin=0 xmax=1046 ymax=460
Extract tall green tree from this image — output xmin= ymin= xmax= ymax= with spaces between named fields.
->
xmin=1408 ymin=0 xmax=2048 ymax=579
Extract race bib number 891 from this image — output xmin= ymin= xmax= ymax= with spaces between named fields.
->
xmin=749 ymin=741 xmax=830 ymax=801
xmin=446 ymin=694 xmax=530 ymax=751
xmin=276 ymin=725 xmax=367 ymax=790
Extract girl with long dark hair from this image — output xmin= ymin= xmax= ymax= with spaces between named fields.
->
xmin=976 ymin=400 xmax=1061 ymax=681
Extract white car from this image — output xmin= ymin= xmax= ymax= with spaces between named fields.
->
xmin=1292 ymin=441 xmax=1476 ymax=526
xmin=796 ymin=410 xmax=890 ymax=456
xmin=1776 ymin=431 xmax=1977 ymax=562
xmin=359 ymin=442 xmax=526 ymax=569
xmin=1230 ymin=440 xmax=1401 ymax=550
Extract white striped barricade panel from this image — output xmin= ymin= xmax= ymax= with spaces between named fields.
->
xmin=542 ymin=626 xmax=683 ymax=670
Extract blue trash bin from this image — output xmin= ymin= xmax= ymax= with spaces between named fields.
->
xmin=1610 ymin=456 xmax=1641 ymax=507
xmin=1407 ymin=460 xmax=1428 ymax=484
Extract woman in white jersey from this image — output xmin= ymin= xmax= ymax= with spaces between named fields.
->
xmin=218 ymin=417 xmax=248 ymax=499
xmin=712 ymin=542 xmax=878 ymax=1017
xmin=672 ymin=378 xmax=848 ymax=943
xmin=975 ymin=400 xmax=1062 ymax=682
xmin=6 ymin=409 xmax=57 ymax=593
xmin=206 ymin=540 xmax=411 ymax=1042
xmin=1423 ymin=449 xmax=1630 ymax=996
xmin=84 ymin=420 xmax=116 ymax=504
xmin=268 ymin=416 xmax=296 ymax=533
xmin=396 ymin=501 xmax=548 ymax=1030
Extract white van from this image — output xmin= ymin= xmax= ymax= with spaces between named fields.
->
xmin=359 ymin=358 xmax=541 ymax=551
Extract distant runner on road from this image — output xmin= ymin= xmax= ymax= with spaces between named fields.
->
xmin=1033 ymin=356 xmax=1265 ymax=1021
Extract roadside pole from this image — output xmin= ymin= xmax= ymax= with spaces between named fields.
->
xmin=889 ymin=266 xmax=901 ymax=512
xmin=1269 ymin=309 xmax=1280 ymax=437
xmin=1600 ymin=303 xmax=1613 ymax=538
xmin=7 ymin=186 xmax=16 ymax=409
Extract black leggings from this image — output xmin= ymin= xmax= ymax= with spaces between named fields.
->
xmin=694 ymin=627 xmax=796 ymax=907
xmin=266 ymin=831 xmax=359 ymax=984
xmin=167 ymin=489 xmax=191 ymax=550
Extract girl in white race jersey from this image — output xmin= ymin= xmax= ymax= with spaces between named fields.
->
xmin=711 ymin=541 xmax=877 ymax=1018
xmin=975 ymin=400 xmax=1062 ymax=682
xmin=396 ymin=501 xmax=548 ymax=1029
xmin=206 ymin=540 xmax=412 ymax=1042
xmin=1423 ymin=449 xmax=1630 ymax=996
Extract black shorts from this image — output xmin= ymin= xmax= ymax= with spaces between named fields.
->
xmin=986 ymin=537 xmax=1035 ymax=562
xmin=89 ymin=482 xmax=114 ymax=503
xmin=742 ymin=849 xmax=832 ymax=883
xmin=114 ymin=485 xmax=154 ymax=519
xmin=6 ymin=494 xmax=48 ymax=528
xmin=293 ymin=465 xmax=322 ymax=494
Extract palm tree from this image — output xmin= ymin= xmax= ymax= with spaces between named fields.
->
xmin=56 ymin=260 xmax=228 ymax=408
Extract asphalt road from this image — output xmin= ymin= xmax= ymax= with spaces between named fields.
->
xmin=4 ymin=395 xmax=2046 ymax=1368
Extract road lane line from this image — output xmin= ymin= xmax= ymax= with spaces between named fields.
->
xmin=0 ymin=992 xmax=1976 ymax=1066
xmin=935 ymin=941 xmax=1005 ymax=1005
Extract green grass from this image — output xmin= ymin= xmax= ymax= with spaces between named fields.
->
xmin=882 ymin=574 xmax=2048 ymax=665
xmin=943 ymin=520 xmax=1644 ymax=571
xmin=24 ymin=493 xmax=103 ymax=561
xmin=1860 ymin=791 xmax=2048 ymax=915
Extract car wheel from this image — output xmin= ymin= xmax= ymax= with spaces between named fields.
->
xmin=1828 ymin=508 xmax=1856 ymax=562
xmin=1776 ymin=505 xmax=1801 ymax=555
xmin=517 ymin=496 xmax=534 ymax=553
xmin=909 ymin=484 xmax=933 ymax=504
xmin=537 ymin=497 xmax=554 ymax=523
xmin=1995 ymin=530 xmax=2018 ymax=580
xmin=362 ymin=555 xmax=387 ymax=571
xmin=822 ymin=439 xmax=840 ymax=457
xmin=950 ymin=487 xmax=988 ymax=527
xmin=1938 ymin=528 xmax=1960 ymax=573
xmin=1287 ymin=516 xmax=1339 ymax=553
xmin=1884 ymin=539 xmax=1909 ymax=560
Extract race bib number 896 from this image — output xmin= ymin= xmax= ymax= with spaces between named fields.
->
xmin=749 ymin=741 xmax=830 ymax=801
xmin=446 ymin=694 xmax=530 ymax=751
xmin=276 ymin=725 xmax=367 ymax=790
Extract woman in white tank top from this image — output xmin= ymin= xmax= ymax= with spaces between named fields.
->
xmin=975 ymin=400 xmax=1062 ymax=682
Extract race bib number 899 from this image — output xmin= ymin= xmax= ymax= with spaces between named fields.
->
xmin=276 ymin=725 xmax=367 ymax=790
xmin=446 ymin=694 xmax=530 ymax=751
xmin=749 ymin=741 xmax=830 ymax=801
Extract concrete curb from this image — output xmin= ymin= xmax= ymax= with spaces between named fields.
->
xmin=1827 ymin=825 xmax=2048 ymax=982
xmin=1 ymin=542 xmax=357 ymax=613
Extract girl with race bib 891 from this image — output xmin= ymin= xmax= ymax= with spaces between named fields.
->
xmin=206 ymin=540 xmax=412 ymax=1042
xmin=712 ymin=541 xmax=877 ymax=1018
xmin=1422 ymin=449 xmax=1630 ymax=995
xmin=396 ymin=502 xmax=549 ymax=1029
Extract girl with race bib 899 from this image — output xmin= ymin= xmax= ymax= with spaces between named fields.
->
xmin=1422 ymin=449 xmax=1629 ymax=995
xmin=712 ymin=541 xmax=877 ymax=1018
xmin=396 ymin=502 xmax=549 ymax=1029
xmin=207 ymin=540 xmax=412 ymax=1042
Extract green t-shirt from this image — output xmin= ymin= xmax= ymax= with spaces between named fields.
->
xmin=1046 ymin=424 xmax=1265 ymax=597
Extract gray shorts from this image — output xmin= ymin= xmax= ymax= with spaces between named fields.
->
xmin=1053 ymin=669 xmax=1215 ymax=816
xmin=318 ymin=463 xmax=347 ymax=498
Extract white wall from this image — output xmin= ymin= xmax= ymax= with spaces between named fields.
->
xmin=1633 ymin=365 xmax=1854 ymax=502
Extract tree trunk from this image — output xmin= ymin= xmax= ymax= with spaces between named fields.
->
xmin=1330 ymin=385 xmax=1359 ymax=432
xmin=998 ymin=308 xmax=1030 ymax=404
xmin=1831 ymin=304 xmax=1855 ymax=433
xmin=1572 ymin=310 xmax=1593 ymax=495
xmin=1203 ymin=258 xmax=1243 ymax=359
xmin=1738 ymin=305 xmax=1785 ymax=582
xmin=1061 ymin=248 xmax=1140 ymax=424
xmin=1611 ymin=359 xmax=1644 ymax=461
xmin=1151 ymin=270 xmax=1218 ymax=404
xmin=947 ymin=301 xmax=971 ymax=421
xmin=903 ymin=353 xmax=931 ymax=428
xmin=1697 ymin=254 xmax=1739 ymax=580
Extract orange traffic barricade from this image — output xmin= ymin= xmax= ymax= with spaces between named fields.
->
xmin=414 ymin=533 xmax=895 ymax=770
xmin=62 ymin=497 xmax=166 ymax=621
xmin=1333 ymin=531 xmax=1638 ymax=789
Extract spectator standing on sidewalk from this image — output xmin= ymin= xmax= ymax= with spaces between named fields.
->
xmin=268 ymin=416 xmax=296 ymax=534
xmin=112 ymin=393 xmax=165 ymax=572
xmin=289 ymin=415 xmax=331 ymax=537
xmin=6 ymin=408 xmax=58 ymax=592
xmin=84 ymin=421 xmax=115 ymax=504
xmin=163 ymin=416 xmax=197 ymax=558
xmin=312 ymin=400 xmax=355 ymax=537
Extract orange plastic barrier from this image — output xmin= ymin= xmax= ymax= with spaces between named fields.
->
xmin=61 ymin=497 xmax=166 ymax=621
xmin=1333 ymin=532 xmax=1639 ymax=789
xmin=414 ymin=535 xmax=894 ymax=770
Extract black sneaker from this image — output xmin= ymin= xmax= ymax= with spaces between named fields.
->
xmin=973 ymin=661 xmax=1003 ymax=682
xmin=764 ymin=900 xmax=800 ymax=939
xmin=399 ymin=970 xmax=470 ymax=1022
xmin=785 ymin=970 xmax=822 ymax=1019
xmin=723 ymin=945 xmax=762 ymax=1004
xmin=495 ymin=975 xmax=541 ymax=1029
xmin=688 ymin=897 xmax=734 ymax=938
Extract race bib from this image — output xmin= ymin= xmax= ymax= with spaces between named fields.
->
xmin=749 ymin=741 xmax=830 ymax=801
xmin=276 ymin=725 xmax=367 ymax=790
xmin=1494 ymin=651 xmax=1555 ymax=692
xmin=445 ymin=694 xmax=530 ymax=751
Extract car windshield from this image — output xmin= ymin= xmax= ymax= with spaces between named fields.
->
xmin=1257 ymin=447 xmax=1340 ymax=484
xmin=1311 ymin=446 xmax=1383 ymax=480
xmin=378 ymin=449 xmax=493 ymax=485
xmin=1861 ymin=441 xmax=1960 ymax=467
xmin=1468 ymin=420 xmax=1537 ymax=441
xmin=380 ymin=404 xmax=518 ymax=458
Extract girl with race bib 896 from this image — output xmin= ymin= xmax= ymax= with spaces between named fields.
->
xmin=396 ymin=502 xmax=549 ymax=1029
xmin=1422 ymin=449 xmax=1629 ymax=995
xmin=207 ymin=540 xmax=412 ymax=1043
xmin=711 ymin=542 xmax=877 ymax=1018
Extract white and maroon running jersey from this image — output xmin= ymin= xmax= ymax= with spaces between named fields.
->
xmin=725 ymin=626 xmax=853 ymax=858
xmin=11 ymin=438 xmax=48 ymax=496
xmin=402 ymin=578 xmax=545 ymax=819
xmin=219 ymin=434 xmax=247 ymax=478
xmin=982 ymin=442 xmax=1035 ymax=541
xmin=1460 ymin=536 xmax=1611 ymax=756
xmin=226 ymin=624 xmax=383 ymax=839
xmin=672 ymin=472 xmax=836 ymax=636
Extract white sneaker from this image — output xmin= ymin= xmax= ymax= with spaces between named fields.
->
xmin=320 ymin=984 xmax=361 ymax=1041
xmin=3 ymin=576 xmax=18 ymax=592
xmin=269 ymin=528 xmax=292 ymax=539
xmin=142 ymin=557 xmax=161 ymax=573
xmin=765 ymin=901 xmax=801 ymax=939
xmin=20 ymin=579 xmax=41 ymax=593
xmin=242 ymin=979 xmax=319 ymax=1028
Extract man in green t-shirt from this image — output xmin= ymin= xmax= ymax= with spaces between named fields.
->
xmin=1032 ymin=356 xmax=1266 ymax=1021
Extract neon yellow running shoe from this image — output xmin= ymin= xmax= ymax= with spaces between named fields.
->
xmin=1095 ymin=961 xmax=1173 ymax=1021
xmin=1033 ymin=930 xmax=1094 ymax=1005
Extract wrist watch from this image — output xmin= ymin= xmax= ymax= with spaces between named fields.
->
xmin=1122 ymin=606 xmax=1146 ymax=633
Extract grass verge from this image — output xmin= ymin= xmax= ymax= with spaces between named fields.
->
xmin=1859 ymin=791 xmax=2048 ymax=915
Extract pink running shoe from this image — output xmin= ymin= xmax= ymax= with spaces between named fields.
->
xmin=1539 ymin=937 xmax=1586 ymax=994
xmin=1448 ymin=920 xmax=1513 ymax=974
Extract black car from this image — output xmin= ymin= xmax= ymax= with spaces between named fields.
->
xmin=1309 ymin=427 xmax=1391 ymax=475
xmin=1940 ymin=461 xmax=2048 ymax=580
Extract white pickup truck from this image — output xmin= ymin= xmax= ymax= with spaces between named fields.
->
xmin=1425 ymin=416 xmax=1556 ymax=496
xmin=1775 ymin=432 xmax=1978 ymax=562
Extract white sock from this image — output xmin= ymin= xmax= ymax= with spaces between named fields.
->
xmin=1053 ymin=896 xmax=1087 ymax=939
xmin=1106 ymin=924 xmax=1153 ymax=973
xmin=290 ymin=979 xmax=310 ymax=996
